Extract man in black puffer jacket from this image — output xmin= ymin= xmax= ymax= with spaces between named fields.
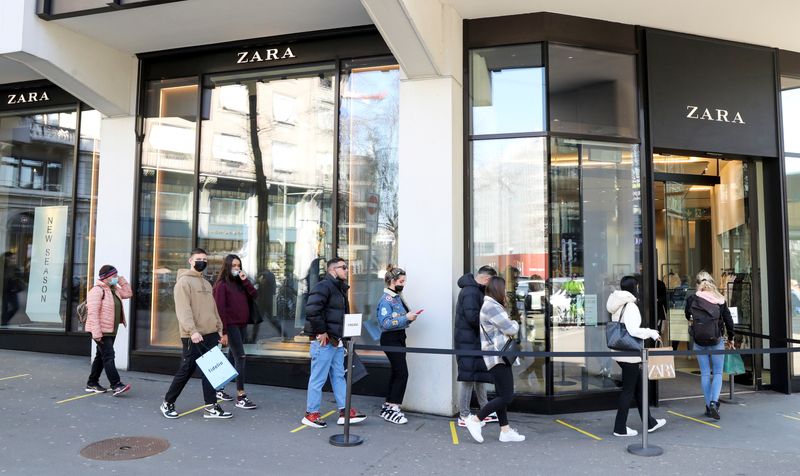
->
xmin=301 ymin=257 xmax=366 ymax=429
xmin=454 ymin=266 xmax=498 ymax=426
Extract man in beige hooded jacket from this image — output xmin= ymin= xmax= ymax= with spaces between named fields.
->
xmin=160 ymin=248 xmax=232 ymax=419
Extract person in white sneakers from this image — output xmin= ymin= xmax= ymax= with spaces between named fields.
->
xmin=463 ymin=276 xmax=525 ymax=443
xmin=607 ymin=275 xmax=666 ymax=437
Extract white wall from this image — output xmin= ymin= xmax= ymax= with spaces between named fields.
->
xmin=398 ymin=76 xmax=463 ymax=415
xmin=91 ymin=116 xmax=137 ymax=369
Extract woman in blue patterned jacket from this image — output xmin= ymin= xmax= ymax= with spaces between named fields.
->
xmin=376 ymin=264 xmax=419 ymax=424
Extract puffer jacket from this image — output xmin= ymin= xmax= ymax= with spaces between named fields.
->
xmin=606 ymin=290 xmax=659 ymax=363
xmin=454 ymin=273 xmax=492 ymax=383
xmin=85 ymin=277 xmax=133 ymax=340
xmin=303 ymin=274 xmax=350 ymax=340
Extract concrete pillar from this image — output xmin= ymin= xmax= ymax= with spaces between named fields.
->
xmin=92 ymin=116 xmax=137 ymax=369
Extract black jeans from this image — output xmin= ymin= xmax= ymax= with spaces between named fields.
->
xmin=1 ymin=291 xmax=18 ymax=325
xmin=226 ymin=325 xmax=246 ymax=392
xmin=614 ymin=361 xmax=657 ymax=434
xmin=381 ymin=330 xmax=408 ymax=404
xmin=164 ymin=333 xmax=220 ymax=405
xmin=477 ymin=364 xmax=514 ymax=427
xmin=87 ymin=335 xmax=121 ymax=387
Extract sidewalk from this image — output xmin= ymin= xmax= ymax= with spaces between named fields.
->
xmin=2 ymin=349 xmax=800 ymax=475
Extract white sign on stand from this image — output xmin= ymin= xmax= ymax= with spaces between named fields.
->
xmin=343 ymin=314 xmax=363 ymax=337
xmin=729 ymin=307 xmax=738 ymax=324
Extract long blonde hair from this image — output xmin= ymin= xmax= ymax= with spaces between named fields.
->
xmin=695 ymin=270 xmax=724 ymax=301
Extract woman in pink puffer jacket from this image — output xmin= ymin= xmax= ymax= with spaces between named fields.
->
xmin=84 ymin=265 xmax=133 ymax=396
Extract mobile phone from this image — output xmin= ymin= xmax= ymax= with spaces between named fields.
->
xmin=415 ymin=309 xmax=424 ymax=315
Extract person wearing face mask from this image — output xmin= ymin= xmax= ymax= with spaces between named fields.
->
xmin=160 ymin=248 xmax=230 ymax=420
xmin=84 ymin=265 xmax=133 ymax=396
xmin=212 ymin=254 xmax=258 ymax=409
xmin=376 ymin=264 xmax=418 ymax=424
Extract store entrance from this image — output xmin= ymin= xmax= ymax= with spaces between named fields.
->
xmin=653 ymin=154 xmax=764 ymax=400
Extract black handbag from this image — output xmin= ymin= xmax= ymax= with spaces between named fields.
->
xmin=606 ymin=303 xmax=643 ymax=352
xmin=248 ymin=299 xmax=264 ymax=325
xmin=344 ymin=346 xmax=368 ymax=383
xmin=481 ymin=323 xmax=520 ymax=366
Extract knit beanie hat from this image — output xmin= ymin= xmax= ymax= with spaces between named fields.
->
xmin=98 ymin=265 xmax=118 ymax=280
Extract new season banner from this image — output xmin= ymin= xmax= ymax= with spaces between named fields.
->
xmin=25 ymin=205 xmax=68 ymax=323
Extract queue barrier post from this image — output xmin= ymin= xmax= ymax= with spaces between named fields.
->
xmin=330 ymin=315 xmax=364 ymax=447
xmin=719 ymin=373 xmax=743 ymax=404
xmin=627 ymin=347 xmax=663 ymax=457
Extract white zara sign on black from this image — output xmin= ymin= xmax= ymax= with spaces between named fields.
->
xmin=646 ymin=30 xmax=778 ymax=157
xmin=6 ymin=91 xmax=50 ymax=105
xmin=236 ymin=47 xmax=296 ymax=64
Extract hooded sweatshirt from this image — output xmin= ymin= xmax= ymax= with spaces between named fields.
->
xmin=174 ymin=269 xmax=223 ymax=338
xmin=606 ymin=290 xmax=659 ymax=363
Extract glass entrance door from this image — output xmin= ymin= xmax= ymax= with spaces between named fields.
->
xmin=654 ymin=156 xmax=762 ymax=399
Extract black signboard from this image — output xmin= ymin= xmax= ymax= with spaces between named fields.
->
xmin=646 ymin=30 xmax=778 ymax=157
xmin=0 ymin=82 xmax=76 ymax=113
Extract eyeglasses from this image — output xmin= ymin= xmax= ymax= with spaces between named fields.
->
xmin=336 ymin=265 xmax=348 ymax=270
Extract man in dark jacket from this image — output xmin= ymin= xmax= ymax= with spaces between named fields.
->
xmin=454 ymin=265 xmax=498 ymax=426
xmin=301 ymin=257 xmax=366 ymax=429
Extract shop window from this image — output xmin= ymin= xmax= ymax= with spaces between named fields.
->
xmin=781 ymin=75 xmax=800 ymax=375
xmin=273 ymin=93 xmax=297 ymax=125
xmin=0 ymin=109 xmax=78 ymax=331
xmin=550 ymin=138 xmax=641 ymax=393
xmin=548 ymin=45 xmax=638 ymax=139
xmin=271 ymin=141 xmax=298 ymax=172
xmin=470 ymin=44 xmax=545 ymax=136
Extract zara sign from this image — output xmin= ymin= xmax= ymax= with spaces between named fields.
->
xmin=646 ymin=30 xmax=778 ymax=157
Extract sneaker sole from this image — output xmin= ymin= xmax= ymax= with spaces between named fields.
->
xmin=337 ymin=416 xmax=366 ymax=425
xmin=301 ymin=417 xmax=327 ymax=428
xmin=85 ymin=388 xmax=106 ymax=394
xmin=203 ymin=414 xmax=233 ymax=419
xmin=112 ymin=384 xmax=131 ymax=397
xmin=161 ymin=412 xmax=180 ymax=419
xmin=236 ymin=404 xmax=258 ymax=410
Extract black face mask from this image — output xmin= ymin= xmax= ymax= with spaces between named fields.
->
xmin=193 ymin=261 xmax=207 ymax=272
xmin=393 ymin=285 xmax=404 ymax=293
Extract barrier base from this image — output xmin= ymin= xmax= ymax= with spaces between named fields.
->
xmin=329 ymin=434 xmax=364 ymax=447
xmin=627 ymin=444 xmax=663 ymax=457
xmin=719 ymin=397 xmax=743 ymax=404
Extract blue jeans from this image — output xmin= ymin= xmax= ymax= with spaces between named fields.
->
xmin=305 ymin=340 xmax=346 ymax=413
xmin=694 ymin=340 xmax=725 ymax=406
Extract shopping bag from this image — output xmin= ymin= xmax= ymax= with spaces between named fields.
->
xmin=724 ymin=353 xmax=746 ymax=375
xmin=344 ymin=347 xmax=368 ymax=384
xmin=647 ymin=346 xmax=676 ymax=380
xmin=196 ymin=345 xmax=239 ymax=390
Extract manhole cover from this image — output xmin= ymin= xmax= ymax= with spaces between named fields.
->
xmin=80 ymin=437 xmax=170 ymax=461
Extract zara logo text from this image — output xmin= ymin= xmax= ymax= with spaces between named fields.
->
xmin=686 ymin=105 xmax=745 ymax=124
xmin=7 ymin=92 xmax=50 ymax=105
xmin=236 ymin=47 xmax=296 ymax=64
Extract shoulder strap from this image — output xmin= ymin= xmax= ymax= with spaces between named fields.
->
xmin=618 ymin=302 xmax=628 ymax=324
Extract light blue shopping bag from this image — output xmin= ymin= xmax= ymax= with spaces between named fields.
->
xmin=196 ymin=345 xmax=238 ymax=390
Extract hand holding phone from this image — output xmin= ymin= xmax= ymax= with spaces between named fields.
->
xmin=415 ymin=309 xmax=424 ymax=315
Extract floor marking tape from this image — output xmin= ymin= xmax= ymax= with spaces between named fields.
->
xmin=56 ymin=392 xmax=104 ymax=404
xmin=556 ymin=419 xmax=603 ymax=441
xmin=291 ymin=409 xmax=338 ymax=433
xmin=177 ymin=399 xmax=223 ymax=417
xmin=449 ymin=420 xmax=459 ymax=445
xmin=0 ymin=374 xmax=29 ymax=381
xmin=666 ymin=410 xmax=721 ymax=428
xmin=782 ymin=414 xmax=800 ymax=422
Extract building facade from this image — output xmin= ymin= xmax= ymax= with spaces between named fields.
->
xmin=1 ymin=0 xmax=800 ymax=415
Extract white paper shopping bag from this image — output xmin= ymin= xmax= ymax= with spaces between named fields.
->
xmin=196 ymin=345 xmax=238 ymax=390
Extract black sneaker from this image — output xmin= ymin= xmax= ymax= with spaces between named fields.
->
xmin=85 ymin=384 xmax=107 ymax=393
xmin=112 ymin=383 xmax=131 ymax=397
xmin=160 ymin=401 xmax=179 ymax=419
xmin=235 ymin=395 xmax=257 ymax=409
xmin=216 ymin=390 xmax=234 ymax=401
xmin=204 ymin=403 xmax=233 ymax=419
xmin=705 ymin=405 xmax=713 ymax=418
xmin=708 ymin=401 xmax=721 ymax=420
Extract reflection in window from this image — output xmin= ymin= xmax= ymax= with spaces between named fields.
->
xmin=338 ymin=61 xmax=400 ymax=354
xmin=471 ymin=137 xmax=548 ymax=394
xmin=550 ymin=138 xmax=641 ymax=394
xmin=549 ymin=45 xmax=638 ymax=139
xmin=470 ymin=44 xmax=545 ymax=135
xmin=782 ymin=75 xmax=800 ymax=375
xmin=273 ymin=93 xmax=297 ymax=125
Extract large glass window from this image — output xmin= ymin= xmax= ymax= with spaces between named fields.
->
xmin=549 ymin=45 xmax=638 ymax=139
xmin=470 ymin=44 xmax=545 ymax=135
xmin=337 ymin=61 xmax=400 ymax=354
xmin=550 ymin=139 xmax=642 ymax=393
xmin=0 ymin=109 xmax=77 ymax=330
xmin=136 ymin=78 xmax=198 ymax=349
xmin=782 ymin=75 xmax=800 ymax=376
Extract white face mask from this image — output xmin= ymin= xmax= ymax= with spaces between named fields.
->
xmin=109 ymin=277 xmax=119 ymax=286
xmin=231 ymin=269 xmax=240 ymax=277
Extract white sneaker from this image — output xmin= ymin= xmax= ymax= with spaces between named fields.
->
xmin=648 ymin=418 xmax=666 ymax=433
xmin=499 ymin=428 xmax=525 ymax=442
xmin=457 ymin=416 xmax=486 ymax=428
xmin=463 ymin=415 xmax=484 ymax=443
xmin=613 ymin=427 xmax=638 ymax=437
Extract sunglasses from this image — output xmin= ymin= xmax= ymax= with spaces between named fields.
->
xmin=336 ymin=265 xmax=348 ymax=270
